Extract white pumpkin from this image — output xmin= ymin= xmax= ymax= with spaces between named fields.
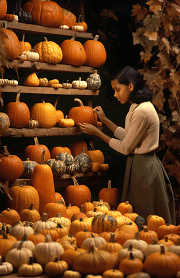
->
xmin=59 ymin=25 xmax=69 ymax=29
xmin=62 ymin=80 xmax=72 ymax=89
xmin=21 ymin=51 xmax=39 ymax=62
xmin=71 ymin=25 xmax=84 ymax=31
xmin=72 ymin=77 xmax=87 ymax=89
xmin=0 ymin=256 xmax=13 ymax=275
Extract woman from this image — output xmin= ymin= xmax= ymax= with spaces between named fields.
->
xmin=79 ymin=66 xmax=176 ymax=224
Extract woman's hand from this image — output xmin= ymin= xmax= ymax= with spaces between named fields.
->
xmin=93 ymin=106 xmax=107 ymax=122
xmin=79 ymin=123 xmax=99 ymax=136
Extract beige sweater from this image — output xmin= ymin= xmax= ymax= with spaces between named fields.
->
xmin=109 ymin=101 xmax=160 ymax=155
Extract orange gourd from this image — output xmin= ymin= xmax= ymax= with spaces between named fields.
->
xmin=23 ymin=0 xmax=64 ymax=27
xmin=19 ymin=33 xmax=31 ymax=54
xmin=98 ymin=180 xmax=120 ymax=210
xmin=6 ymin=91 xmax=30 ymax=128
xmin=30 ymin=149 xmax=56 ymax=215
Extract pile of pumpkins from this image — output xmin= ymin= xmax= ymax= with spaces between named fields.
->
xmin=1 ymin=196 xmax=180 ymax=278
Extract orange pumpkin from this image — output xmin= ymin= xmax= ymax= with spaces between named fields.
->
xmin=74 ymin=15 xmax=88 ymax=32
xmin=30 ymin=149 xmax=56 ymax=215
xmin=19 ymin=33 xmax=31 ymax=54
xmin=70 ymin=141 xmax=88 ymax=157
xmin=42 ymin=200 xmax=67 ymax=219
xmin=98 ymin=180 xmax=120 ymax=210
xmin=54 ymin=97 xmax=64 ymax=126
xmin=83 ymin=199 xmax=94 ymax=214
xmin=25 ymin=136 xmax=51 ymax=164
xmin=0 ymin=0 xmax=7 ymax=19
xmin=60 ymin=33 xmax=86 ymax=66
xmin=83 ymin=35 xmax=107 ymax=67
xmin=0 ymin=146 xmax=23 ymax=181
xmin=1 ymin=28 xmax=21 ymax=60
xmin=23 ymin=0 xmax=64 ymax=27
xmin=87 ymin=142 xmax=105 ymax=164
xmin=0 ymin=208 xmax=20 ymax=226
xmin=6 ymin=91 xmax=30 ymax=128
xmin=64 ymin=177 xmax=91 ymax=209
xmin=117 ymin=201 xmax=133 ymax=215
xmin=157 ymin=223 xmax=178 ymax=239
xmin=118 ymin=252 xmax=144 ymax=276
xmin=26 ymin=232 xmax=45 ymax=245
xmin=146 ymin=215 xmax=165 ymax=232
xmin=0 ymin=227 xmax=17 ymax=259
xmin=55 ymin=192 xmax=63 ymax=203
xmin=68 ymin=98 xmax=97 ymax=126
xmin=51 ymin=146 xmax=71 ymax=158
xmin=92 ymin=214 xmax=117 ymax=234
xmin=139 ymin=225 xmax=159 ymax=244
xmin=61 ymin=246 xmax=86 ymax=268
xmin=19 ymin=203 xmax=41 ymax=223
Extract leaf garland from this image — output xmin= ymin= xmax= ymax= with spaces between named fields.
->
xmin=131 ymin=0 xmax=180 ymax=183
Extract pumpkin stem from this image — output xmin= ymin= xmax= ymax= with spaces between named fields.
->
xmin=41 ymin=149 xmax=45 ymax=165
xmin=164 ymin=236 xmax=168 ymax=242
xmin=134 ymin=232 xmax=139 ymax=240
xmin=128 ymin=244 xmax=133 ymax=251
xmin=88 ymin=242 xmax=95 ymax=253
xmin=151 ymin=238 xmax=159 ymax=244
xmin=28 ymin=256 xmax=34 ymax=265
xmin=79 ymin=218 xmax=83 ymax=222
xmin=45 ymin=234 xmax=52 ymax=243
xmin=18 ymin=239 xmax=24 ymax=250
xmin=89 ymin=142 xmax=95 ymax=150
xmin=54 ymin=258 xmax=58 ymax=263
xmin=129 ymin=251 xmax=135 ymax=260
xmin=94 ymin=70 xmax=98 ymax=74
xmin=16 ymin=91 xmax=21 ymax=102
xmin=44 ymin=37 xmax=48 ymax=41
xmin=109 ymin=233 xmax=115 ymax=243
xmin=91 ymin=233 xmax=95 ymax=238
xmin=94 ymin=35 xmax=99 ymax=41
xmin=22 ymin=33 xmax=25 ymax=42
xmin=2 ymin=230 xmax=8 ymax=239
xmin=84 ymin=229 xmax=89 ymax=232
xmin=143 ymin=225 xmax=148 ymax=232
xmin=74 ymin=98 xmax=84 ymax=107
xmin=80 ymin=205 xmax=84 ymax=213
xmin=160 ymin=245 xmax=166 ymax=254
xmin=42 ymin=213 xmax=48 ymax=222
xmin=72 ymin=177 xmax=79 ymax=186
xmin=54 ymin=97 xmax=59 ymax=109
xmin=93 ymin=208 xmax=97 ymax=212
xmin=107 ymin=180 xmax=112 ymax=189
xmin=34 ymin=136 xmax=39 ymax=145
xmin=71 ymin=32 xmax=79 ymax=40
xmin=57 ymin=213 xmax=61 ymax=218
xmin=24 ymin=221 xmax=29 ymax=227
xmin=57 ymin=223 xmax=63 ymax=228
xmin=3 ymin=146 xmax=10 ymax=157
xmin=78 ymin=14 xmax=81 ymax=23
xmin=59 ymin=198 xmax=66 ymax=206
xmin=0 ymin=256 xmax=2 ymax=265
xmin=22 ymin=234 xmax=27 ymax=241
xmin=19 ymin=182 xmax=26 ymax=187
xmin=28 ymin=203 xmax=34 ymax=210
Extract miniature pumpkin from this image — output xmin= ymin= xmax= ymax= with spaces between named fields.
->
xmin=90 ymin=160 xmax=101 ymax=172
xmin=93 ymin=200 xmax=110 ymax=210
xmin=66 ymin=204 xmax=80 ymax=221
xmin=102 ymin=269 xmax=124 ymax=278
xmin=64 ymin=177 xmax=91 ymax=208
xmin=71 ymin=205 xmax=87 ymax=222
xmin=158 ymin=236 xmax=175 ymax=248
xmin=0 ymin=146 xmax=23 ymax=181
xmin=118 ymin=244 xmax=144 ymax=263
xmin=45 ymin=156 xmax=66 ymax=177
xmin=87 ymin=143 xmax=105 ymax=164
xmin=54 ymin=97 xmax=64 ymax=125
xmin=19 ymin=33 xmax=31 ymax=54
xmin=6 ymin=91 xmax=30 ymax=128
xmin=70 ymin=218 xmax=92 ymax=235
xmin=165 ymin=234 xmax=180 ymax=245
xmin=40 ymin=227 xmax=59 ymax=242
xmin=139 ymin=225 xmax=159 ymax=244
xmin=18 ymin=256 xmax=43 ymax=276
xmin=30 ymin=100 xmax=57 ymax=128
xmin=45 ymin=258 xmax=68 ymax=276
xmin=27 ymin=118 xmax=39 ymax=128
xmin=72 ymin=77 xmax=87 ymax=89
xmin=83 ymin=35 xmax=107 ymax=67
xmin=72 ymin=25 xmax=84 ymax=31
xmin=0 ymin=227 xmax=17 ymax=259
xmin=61 ymin=246 xmax=86 ymax=268
xmin=98 ymin=180 xmax=120 ymax=209
xmin=146 ymin=215 xmax=166 ymax=232
xmin=124 ymin=207 xmax=139 ymax=222
xmin=73 ymin=243 xmax=115 ymax=274
xmin=1 ymin=28 xmax=21 ymax=60
xmin=68 ymin=98 xmax=97 ymax=126
xmin=74 ymin=229 xmax=98 ymax=248
xmin=60 ymin=32 xmax=86 ymax=66
xmin=59 ymin=115 xmax=75 ymax=127
xmin=26 ymin=232 xmax=45 ymax=246
xmin=92 ymin=214 xmax=117 ymax=234
xmin=11 ymin=234 xmax=35 ymax=252
xmin=99 ymin=233 xmax=123 ymax=253
xmin=52 ymin=223 xmax=69 ymax=239
xmin=123 ymin=232 xmax=148 ymax=253
xmin=7 ymin=182 xmax=39 ymax=213
xmin=30 ymin=150 xmax=56 ymax=215
xmin=118 ymin=252 xmax=144 ymax=276
xmin=48 ymin=79 xmax=59 ymax=86
xmin=56 ymin=152 xmax=74 ymax=166
xmin=0 ymin=255 xmax=13 ymax=275
xmin=64 ymin=270 xmax=82 ymax=278
xmin=33 ymin=37 xmax=63 ymax=64
xmin=117 ymin=201 xmax=133 ymax=215
xmin=66 ymin=162 xmax=80 ymax=175
xmin=168 ymin=238 xmax=180 ymax=256
xmin=24 ymin=72 xmax=39 ymax=86
xmin=19 ymin=203 xmax=41 ymax=223
xmin=86 ymin=208 xmax=103 ymax=218
xmin=23 ymin=0 xmax=64 ymax=27
xmin=62 ymin=80 xmax=73 ymax=89
xmin=51 ymin=145 xmax=71 ymax=158
xmin=114 ymin=229 xmax=136 ymax=246
xmin=3 ymin=14 xmax=17 ymax=22
xmin=5 ymin=239 xmax=33 ymax=270
xmin=83 ymin=199 xmax=94 ymax=214
xmin=144 ymin=238 xmax=168 ymax=258
xmin=25 ymin=136 xmax=51 ymax=164
xmin=42 ymin=200 xmax=67 ymax=219
xmin=9 ymin=221 xmax=34 ymax=241
xmin=86 ymin=70 xmax=101 ymax=90
xmin=157 ymin=223 xmax=178 ymax=239
xmin=39 ymin=77 xmax=49 ymax=87
xmin=144 ymin=245 xmax=180 ymax=277
xmin=0 ymin=0 xmax=7 ymax=19
xmin=48 ymin=213 xmax=71 ymax=229
xmin=20 ymin=50 xmax=39 ymax=62
xmin=57 ymin=236 xmax=77 ymax=251
xmin=74 ymin=15 xmax=88 ymax=32
xmin=61 ymin=8 xmax=76 ymax=28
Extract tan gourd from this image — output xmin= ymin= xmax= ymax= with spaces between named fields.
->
xmin=18 ymin=256 xmax=43 ymax=276
xmin=32 ymin=213 xmax=56 ymax=233
xmin=0 ymin=255 xmax=13 ymax=275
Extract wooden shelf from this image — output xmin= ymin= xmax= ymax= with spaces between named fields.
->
xmin=0 ymin=86 xmax=99 ymax=95
xmin=1 ymin=126 xmax=102 ymax=137
xmin=4 ymin=60 xmax=95 ymax=73
xmin=4 ymin=274 xmax=48 ymax=278
xmin=0 ymin=20 xmax=93 ymax=39
xmin=9 ymin=172 xmax=106 ymax=188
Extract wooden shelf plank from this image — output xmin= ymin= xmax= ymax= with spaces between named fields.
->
xmin=4 ymin=60 xmax=95 ymax=73
xmin=1 ymin=126 xmax=86 ymax=137
xmin=0 ymin=20 xmax=93 ymax=39
xmin=9 ymin=172 xmax=105 ymax=188
xmin=5 ymin=274 xmax=48 ymax=278
xmin=0 ymin=86 xmax=99 ymax=95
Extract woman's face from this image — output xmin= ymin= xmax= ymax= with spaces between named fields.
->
xmin=111 ymin=79 xmax=134 ymax=104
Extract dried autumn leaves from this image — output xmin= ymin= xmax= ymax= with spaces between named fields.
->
xmin=131 ymin=0 xmax=180 ymax=182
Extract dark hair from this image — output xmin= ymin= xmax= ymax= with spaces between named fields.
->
xmin=111 ymin=66 xmax=153 ymax=104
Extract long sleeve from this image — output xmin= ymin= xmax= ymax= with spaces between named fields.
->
xmin=114 ymin=127 xmax=125 ymax=140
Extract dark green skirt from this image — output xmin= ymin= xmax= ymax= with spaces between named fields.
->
xmin=121 ymin=152 xmax=176 ymax=225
